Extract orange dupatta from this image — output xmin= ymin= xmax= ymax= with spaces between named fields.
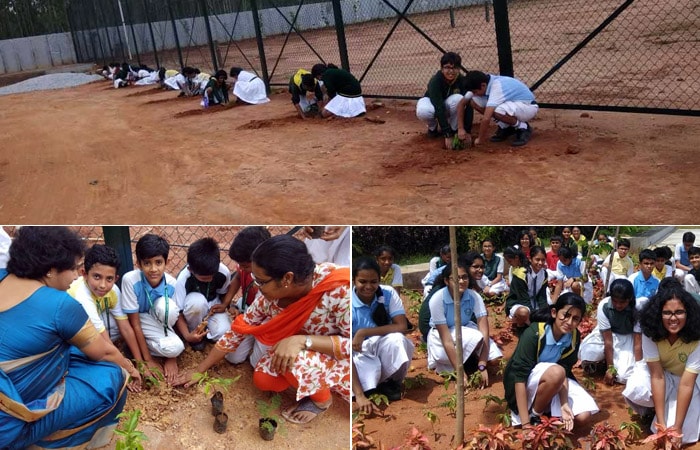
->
xmin=231 ymin=266 xmax=349 ymax=346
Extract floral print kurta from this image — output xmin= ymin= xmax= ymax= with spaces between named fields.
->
xmin=216 ymin=263 xmax=351 ymax=401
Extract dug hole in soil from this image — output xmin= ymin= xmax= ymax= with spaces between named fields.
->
xmin=354 ymin=288 xmax=686 ymax=450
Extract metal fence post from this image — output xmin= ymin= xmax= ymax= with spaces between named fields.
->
xmin=331 ymin=0 xmax=350 ymax=71
xmin=142 ymin=0 xmax=160 ymax=69
xmin=102 ymin=226 xmax=133 ymax=288
xmin=492 ymin=0 xmax=513 ymax=77
xmin=167 ymin=0 xmax=185 ymax=70
xmin=200 ymin=0 xmax=218 ymax=71
xmin=122 ymin=0 xmax=142 ymax=65
xmin=250 ymin=0 xmax=270 ymax=93
xmin=66 ymin=2 xmax=83 ymax=63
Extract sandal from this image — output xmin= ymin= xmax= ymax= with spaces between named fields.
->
xmin=281 ymin=397 xmax=330 ymax=424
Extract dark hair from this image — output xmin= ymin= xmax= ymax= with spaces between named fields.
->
xmin=135 ymin=234 xmax=169 ymax=263
xmin=683 ymin=232 xmax=696 ymax=244
xmin=503 ymin=246 xmax=525 ymax=266
xmin=550 ymin=235 xmax=562 ymax=244
xmin=608 ymin=278 xmax=635 ymax=301
xmin=214 ymin=69 xmax=227 ymax=80
xmin=617 ymin=238 xmax=631 ymax=249
xmin=352 ymin=256 xmax=388 ymax=325
xmin=654 ymin=246 xmax=673 ymax=260
xmin=481 ymin=238 xmax=495 ymax=248
xmin=458 ymin=251 xmax=484 ymax=291
xmin=438 ymin=244 xmax=451 ymax=255
xmin=531 ymin=292 xmax=586 ymax=325
xmin=311 ymin=63 xmax=328 ymax=78
xmin=440 ymin=51 xmax=461 ymax=68
xmin=638 ymin=249 xmax=656 ymax=263
xmin=229 ymin=67 xmax=243 ymax=77
xmin=557 ymin=246 xmax=574 ymax=260
xmin=300 ymin=73 xmax=315 ymax=90
xmin=229 ymin=227 xmax=271 ymax=263
xmin=529 ymin=245 xmax=546 ymax=260
xmin=464 ymin=70 xmax=489 ymax=91
xmin=187 ymin=237 xmax=220 ymax=276
xmin=658 ymin=276 xmax=683 ymax=293
xmin=84 ymin=244 xmax=120 ymax=273
xmin=640 ymin=282 xmax=700 ymax=342
xmin=182 ymin=66 xmax=196 ymax=76
xmin=688 ymin=246 xmax=700 ymax=257
xmin=374 ymin=245 xmax=396 ymax=259
xmin=251 ymin=235 xmax=315 ymax=284
xmin=7 ymin=227 xmax=85 ymax=280
xmin=517 ymin=229 xmax=534 ymax=247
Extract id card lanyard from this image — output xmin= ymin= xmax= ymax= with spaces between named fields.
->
xmin=141 ymin=273 xmax=170 ymax=336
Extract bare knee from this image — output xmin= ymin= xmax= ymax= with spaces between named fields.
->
xmin=574 ymin=411 xmax=591 ymax=429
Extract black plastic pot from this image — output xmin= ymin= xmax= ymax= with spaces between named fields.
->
xmin=211 ymin=391 xmax=224 ymax=416
xmin=214 ymin=412 xmax=228 ymax=434
xmin=258 ymin=417 xmax=277 ymax=441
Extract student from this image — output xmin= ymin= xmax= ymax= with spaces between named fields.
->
xmin=416 ymin=51 xmax=473 ymax=150
xmin=375 ymin=245 xmax=402 ymax=295
xmin=427 ymin=252 xmax=501 ymax=386
xmin=421 ymin=244 xmax=451 ymax=296
xmin=506 ymin=246 xmax=561 ymax=330
xmin=546 ymin=235 xmax=563 ymax=273
xmin=624 ymin=283 xmax=700 ymax=445
xmin=204 ymin=70 xmax=230 ymax=106
xmin=503 ymin=246 xmax=525 ymax=292
xmin=529 ymin=227 xmax=542 ymax=247
xmin=653 ymin=246 xmax=674 ymax=281
xmin=683 ymin=246 xmax=700 ymax=296
xmin=303 ymin=226 xmax=351 ymax=266
xmin=419 ymin=265 xmax=449 ymax=343
xmin=113 ymin=62 xmax=137 ymax=88
xmin=289 ymin=68 xmax=324 ymax=119
xmin=121 ymin=233 xmax=184 ymax=385
xmin=504 ymin=293 xmax=598 ymax=430
xmin=675 ymin=232 xmax=696 ymax=283
xmin=230 ymin=67 xmax=270 ymax=105
xmin=352 ymin=257 xmax=414 ymax=404
xmin=628 ymin=249 xmax=660 ymax=299
xmin=602 ymin=238 xmax=634 ymax=281
xmin=579 ymin=279 xmax=642 ymax=383
xmin=481 ymin=238 xmax=508 ymax=297
xmin=561 ymin=226 xmax=579 ymax=257
xmin=555 ymin=246 xmax=592 ymax=303
xmin=174 ymin=237 xmax=232 ymax=351
xmin=571 ymin=226 xmax=588 ymax=257
xmin=68 ymin=244 xmax=143 ymax=379
xmin=461 ymin=70 xmax=538 ymax=147
xmin=219 ymin=226 xmax=271 ymax=365
xmin=163 ymin=66 xmax=197 ymax=95
xmin=515 ymin=229 xmax=534 ymax=260
xmin=311 ymin=63 xmax=366 ymax=118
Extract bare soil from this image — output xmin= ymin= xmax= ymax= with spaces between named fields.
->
xmin=355 ymin=290 xmax=696 ymax=450
xmin=0 ymin=78 xmax=699 ymax=224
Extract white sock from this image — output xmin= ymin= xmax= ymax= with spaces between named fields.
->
xmin=517 ymin=121 xmax=528 ymax=130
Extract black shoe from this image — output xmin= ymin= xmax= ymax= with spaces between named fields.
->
xmin=427 ymin=128 xmax=441 ymax=138
xmin=512 ymin=125 xmax=533 ymax=146
xmin=490 ymin=126 xmax=516 ymax=142
xmin=191 ymin=341 xmax=206 ymax=352
xmin=377 ymin=379 xmax=402 ymax=402
xmin=529 ymin=413 xmax=542 ymax=426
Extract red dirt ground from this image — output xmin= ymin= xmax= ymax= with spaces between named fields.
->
xmin=0 ymin=78 xmax=699 ymax=224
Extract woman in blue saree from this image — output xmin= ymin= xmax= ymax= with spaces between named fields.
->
xmin=0 ymin=227 xmax=139 ymax=449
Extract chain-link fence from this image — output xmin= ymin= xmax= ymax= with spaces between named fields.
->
xmin=18 ymin=0 xmax=700 ymax=115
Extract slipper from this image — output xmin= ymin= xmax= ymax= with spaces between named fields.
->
xmin=281 ymin=397 xmax=330 ymax=424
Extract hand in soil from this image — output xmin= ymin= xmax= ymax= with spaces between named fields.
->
xmin=164 ymin=357 xmax=179 ymax=385
xmin=127 ymin=371 xmax=143 ymax=393
xmin=353 ymin=393 xmax=376 ymax=417
xmin=172 ymin=369 xmax=194 ymax=388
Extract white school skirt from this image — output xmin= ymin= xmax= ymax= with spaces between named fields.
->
xmin=427 ymin=322 xmax=502 ymax=374
xmin=353 ymin=332 xmax=415 ymax=391
xmin=324 ymin=94 xmax=366 ymax=118
xmin=579 ymin=328 xmax=636 ymax=383
xmin=510 ymin=362 xmax=599 ymax=426
xmin=233 ymin=77 xmax=270 ymax=104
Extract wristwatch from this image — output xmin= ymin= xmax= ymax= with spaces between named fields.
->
xmin=478 ymin=364 xmax=487 ymax=372
xmin=305 ymin=336 xmax=312 ymax=350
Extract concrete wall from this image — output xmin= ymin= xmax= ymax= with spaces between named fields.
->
xmin=0 ymin=33 xmax=76 ymax=74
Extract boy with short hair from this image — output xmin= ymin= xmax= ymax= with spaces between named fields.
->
xmin=174 ymin=237 xmax=233 ymax=351
xmin=674 ymin=231 xmax=696 ymax=282
xmin=683 ymin=246 xmax=700 ymax=296
xmin=602 ymin=238 xmax=634 ymax=281
xmin=416 ymin=51 xmax=473 ymax=150
xmin=121 ymin=234 xmax=184 ymax=384
xmin=555 ymin=246 xmax=592 ymax=303
xmin=219 ymin=226 xmax=271 ymax=365
xmin=627 ymin=249 xmax=659 ymax=299
xmin=546 ymin=235 xmax=563 ymax=273
xmin=459 ymin=70 xmax=538 ymax=147
xmin=652 ymin=246 xmax=674 ymax=281
xmin=68 ymin=244 xmax=142 ymax=361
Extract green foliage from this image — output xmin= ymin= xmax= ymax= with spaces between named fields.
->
xmin=581 ymin=376 xmax=597 ymax=391
xmin=256 ymin=393 xmax=282 ymax=419
xmin=451 ymin=134 xmax=467 ymax=150
xmin=368 ymin=392 xmax=389 ymax=408
xmin=404 ymin=373 xmax=428 ymax=390
xmin=136 ymin=361 xmax=163 ymax=388
xmin=620 ymin=421 xmax=642 ymax=444
xmin=404 ymin=289 xmax=423 ymax=315
xmin=497 ymin=358 xmax=508 ymax=377
xmin=481 ymin=394 xmax=512 ymax=427
xmin=466 ymin=371 xmax=483 ymax=390
xmin=114 ymin=410 xmax=147 ymax=450
xmin=424 ymin=409 xmax=439 ymax=426
xmin=192 ymin=371 xmax=241 ymax=396
xmin=415 ymin=341 xmax=428 ymax=354
xmin=439 ymin=370 xmax=456 ymax=390
xmin=438 ymin=393 xmax=457 ymax=416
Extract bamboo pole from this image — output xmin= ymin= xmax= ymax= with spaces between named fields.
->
xmin=449 ymin=227 xmax=464 ymax=445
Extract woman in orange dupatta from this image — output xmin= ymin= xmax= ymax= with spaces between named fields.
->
xmin=175 ymin=234 xmax=350 ymax=424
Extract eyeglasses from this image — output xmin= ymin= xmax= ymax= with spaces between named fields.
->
xmin=450 ymin=274 xmax=469 ymax=281
xmin=441 ymin=65 xmax=458 ymax=71
xmin=661 ymin=310 xmax=686 ymax=318
xmin=251 ymin=274 xmax=275 ymax=288
xmin=471 ymin=265 xmax=485 ymax=270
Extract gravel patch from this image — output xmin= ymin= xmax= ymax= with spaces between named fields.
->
xmin=0 ymin=73 xmax=103 ymax=96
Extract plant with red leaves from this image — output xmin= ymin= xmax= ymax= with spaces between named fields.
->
xmin=641 ymin=423 xmax=683 ymax=450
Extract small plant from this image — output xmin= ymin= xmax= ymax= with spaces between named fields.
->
xmin=405 ymin=290 xmax=423 ymax=315
xmin=352 ymin=415 xmax=375 ymax=449
xmin=114 ymin=409 xmax=148 ymax=450
xmin=404 ymin=373 xmax=428 ymax=390
xmin=493 ymin=316 xmax=503 ymax=329
xmin=451 ymin=134 xmax=467 ymax=150
xmin=641 ymin=423 xmax=683 ymax=450
xmin=404 ymin=426 xmax=431 ymax=449
xmin=519 ymin=415 xmax=573 ymax=449
xmin=468 ymin=423 xmax=518 ymax=450
xmin=257 ymin=394 xmax=284 ymax=436
xmin=424 ymin=409 xmax=439 ymax=428
xmin=192 ymin=371 xmax=241 ymax=395
xmin=136 ymin=361 xmax=163 ymax=388
xmin=368 ymin=392 xmax=389 ymax=409
xmin=620 ymin=421 xmax=643 ymax=444
xmin=481 ymin=394 xmax=512 ymax=427
xmin=415 ymin=341 xmax=428 ymax=354
xmin=439 ymin=370 xmax=456 ymax=390
xmin=588 ymin=421 xmax=627 ymax=449
xmin=496 ymin=358 xmax=508 ymax=377
xmin=466 ymin=371 xmax=483 ymax=390
xmin=581 ymin=376 xmax=597 ymax=391
xmin=438 ymin=393 xmax=457 ymax=417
